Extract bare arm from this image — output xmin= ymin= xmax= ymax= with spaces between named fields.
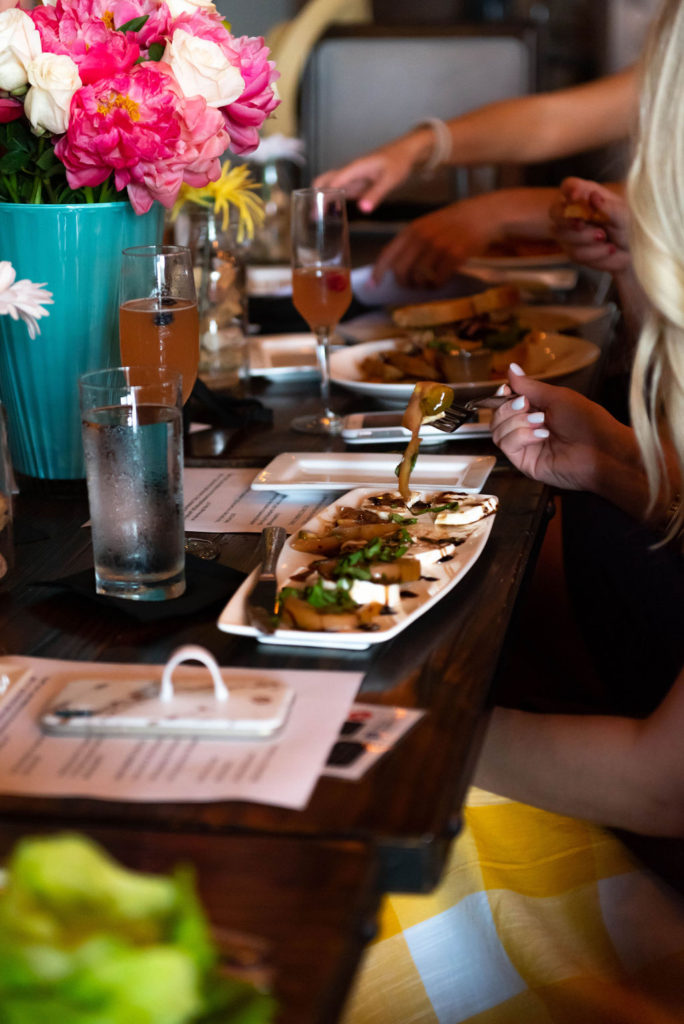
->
xmin=475 ymin=667 xmax=684 ymax=837
xmin=316 ymin=68 xmax=638 ymax=212
xmin=372 ymin=186 xmax=558 ymax=286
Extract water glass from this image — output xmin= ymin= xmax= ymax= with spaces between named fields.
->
xmin=79 ymin=367 xmax=185 ymax=601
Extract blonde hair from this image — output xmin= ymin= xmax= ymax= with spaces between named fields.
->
xmin=627 ymin=0 xmax=684 ymax=541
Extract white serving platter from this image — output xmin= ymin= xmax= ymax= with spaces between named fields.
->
xmin=250 ymin=452 xmax=495 ymax=494
xmin=329 ymin=332 xmax=599 ymax=405
xmin=217 ymin=486 xmax=497 ymax=649
xmin=249 ymin=333 xmax=319 ymax=378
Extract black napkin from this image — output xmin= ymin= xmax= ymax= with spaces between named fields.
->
xmin=184 ymin=377 xmax=272 ymax=430
xmin=33 ymin=553 xmax=246 ymax=623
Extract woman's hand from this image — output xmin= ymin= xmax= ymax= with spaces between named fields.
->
xmin=550 ymin=177 xmax=631 ymax=275
xmin=314 ymin=132 xmax=428 ymax=213
xmin=369 ymin=187 xmax=558 ymax=287
xmin=371 ymin=199 xmax=496 ymax=286
xmin=491 ymin=365 xmax=637 ymax=494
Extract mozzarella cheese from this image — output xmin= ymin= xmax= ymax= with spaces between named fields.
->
xmin=348 ymin=578 xmax=401 ymax=608
xmin=434 ymin=494 xmax=498 ymax=526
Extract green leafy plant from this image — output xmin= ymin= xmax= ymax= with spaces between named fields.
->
xmin=0 ymin=833 xmax=276 ymax=1024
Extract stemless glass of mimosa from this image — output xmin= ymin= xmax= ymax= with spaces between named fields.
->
xmin=119 ymin=245 xmax=199 ymax=405
xmin=290 ymin=188 xmax=351 ymax=434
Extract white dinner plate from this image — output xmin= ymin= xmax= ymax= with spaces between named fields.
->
xmin=251 ymin=452 xmax=495 ymax=494
xmin=249 ymin=333 xmax=319 ymax=378
xmin=329 ymin=331 xmax=600 ymax=405
xmin=463 ymin=251 xmax=570 ymax=270
xmin=217 ymin=486 xmax=497 ymax=649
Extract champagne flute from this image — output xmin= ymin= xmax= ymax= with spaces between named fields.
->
xmin=290 ymin=188 xmax=351 ymax=434
xmin=119 ymin=245 xmax=200 ymax=405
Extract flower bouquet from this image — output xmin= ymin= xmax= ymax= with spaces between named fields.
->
xmin=0 ymin=0 xmax=279 ymax=210
xmin=0 ymin=0 xmax=279 ymax=481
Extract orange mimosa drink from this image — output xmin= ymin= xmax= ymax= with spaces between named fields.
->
xmin=119 ymin=297 xmax=199 ymax=405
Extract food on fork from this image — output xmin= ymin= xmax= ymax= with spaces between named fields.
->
xmin=560 ymin=198 xmax=610 ymax=224
xmin=396 ymin=382 xmax=454 ymax=500
xmin=277 ymin=489 xmax=498 ymax=632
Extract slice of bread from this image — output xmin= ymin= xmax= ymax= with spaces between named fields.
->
xmin=561 ymin=200 xmax=609 ymax=225
xmin=392 ymin=285 xmax=520 ymax=328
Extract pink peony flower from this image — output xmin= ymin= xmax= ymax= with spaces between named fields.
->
xmin=170 ymin=7 xmax=230 ymax=49
xmin=77 ymin=28 xmax=140 ymax=84
xmin=218 ymin=35 xmax=279 ymax=155
xmin=0 ymin=96 xmax=23 ymax=122
xmin=30 ymin=1 xmax=140 ymax=81
xmin=30 ymin=0 xmax=168 ymax=64
xmin=54 ymin=61 xmax=227 ymax=213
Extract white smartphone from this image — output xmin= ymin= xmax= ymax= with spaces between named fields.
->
xmin=40 ymin=674 xmax=295 ymax=740
xmin=341 ymin=410 xmax=491 ymax=444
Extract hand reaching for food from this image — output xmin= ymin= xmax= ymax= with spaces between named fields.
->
xmin=370 ymin=198 xmax=499 ymax=287
xmin=550 ymin=177 xmax=632 ymax=275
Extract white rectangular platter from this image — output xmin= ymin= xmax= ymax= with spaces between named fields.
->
xmin=218 ymin=486 xmax=497 ymax=649
xmin=249 ymin=333 xmax=319 ymax=379
xmin=251 ymin=452 xmax=495 ymax=494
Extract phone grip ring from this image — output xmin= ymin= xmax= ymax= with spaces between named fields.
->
xmin=160 ymin=645 xmax=229 ymax=703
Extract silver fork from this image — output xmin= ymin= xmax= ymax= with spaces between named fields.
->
xmin=430 ymin=394 xmax=510 ymax=433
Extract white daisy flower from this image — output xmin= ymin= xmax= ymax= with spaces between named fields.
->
xmin=0 ymin=261 xmax=52 ymax=339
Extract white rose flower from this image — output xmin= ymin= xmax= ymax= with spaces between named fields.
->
xmin=24 ymin=52 xmax=81 ymax=135
xmin=0 ymin=9 xmax=42 ymax=92
xmin=165 ymin=0 xmax=216 ymax=15
xmin=163 ymin=29 xmax=244 ymax=109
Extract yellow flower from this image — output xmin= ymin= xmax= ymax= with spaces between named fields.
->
xmin=170 ymin=163 xmax=265 ymax=243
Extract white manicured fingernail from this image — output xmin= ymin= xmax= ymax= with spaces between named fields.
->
xmin=511 ymin=396 xmax=525 ymax=411
xmin=509 ymin=362 xmax=525 ymax=376
xmin=533 ymin=428 xmax=550 ymax=439
xmin=527 ymin=411 xmax=545 ymax=424
xmin=495 ymin=383 xmax=511 ymax=396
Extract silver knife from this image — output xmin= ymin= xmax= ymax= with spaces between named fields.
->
xmin=245 ymin=526 xmax=287 ymax=634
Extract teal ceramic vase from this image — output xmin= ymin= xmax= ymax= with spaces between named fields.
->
xmin=0 ymin=201 xmax=164 ymax=480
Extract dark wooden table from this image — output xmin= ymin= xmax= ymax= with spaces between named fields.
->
xmin=0 ymin=257 xmax=612 ymax=1023
xmin=0 ymin=365 xmax=550 ymax=894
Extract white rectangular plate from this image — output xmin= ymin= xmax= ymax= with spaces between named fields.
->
xmin=246 ymin=264 xmax=292 ymax=297
xmin=249 ymin=333 xmax=319 ymax=378
xmin=218 ymin=487 xmax=497 ymax=649
xmin=341 ymin=409 xmax=492 ymax=444
xmin=251 ymin=452 xmax=495 ymax=493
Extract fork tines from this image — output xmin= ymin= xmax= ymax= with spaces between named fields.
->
xmin=430 ymin=394 xmax=509 ymax=433
xmin=429 ymin=405 xmax=473 ymax=434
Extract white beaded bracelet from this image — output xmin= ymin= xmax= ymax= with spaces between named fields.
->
xmin=414 ymin=117 xmax=452 ymax=173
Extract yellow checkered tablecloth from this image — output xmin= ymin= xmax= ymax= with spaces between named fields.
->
xmin=342 ymin=789 xmax=684 ymax=1024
